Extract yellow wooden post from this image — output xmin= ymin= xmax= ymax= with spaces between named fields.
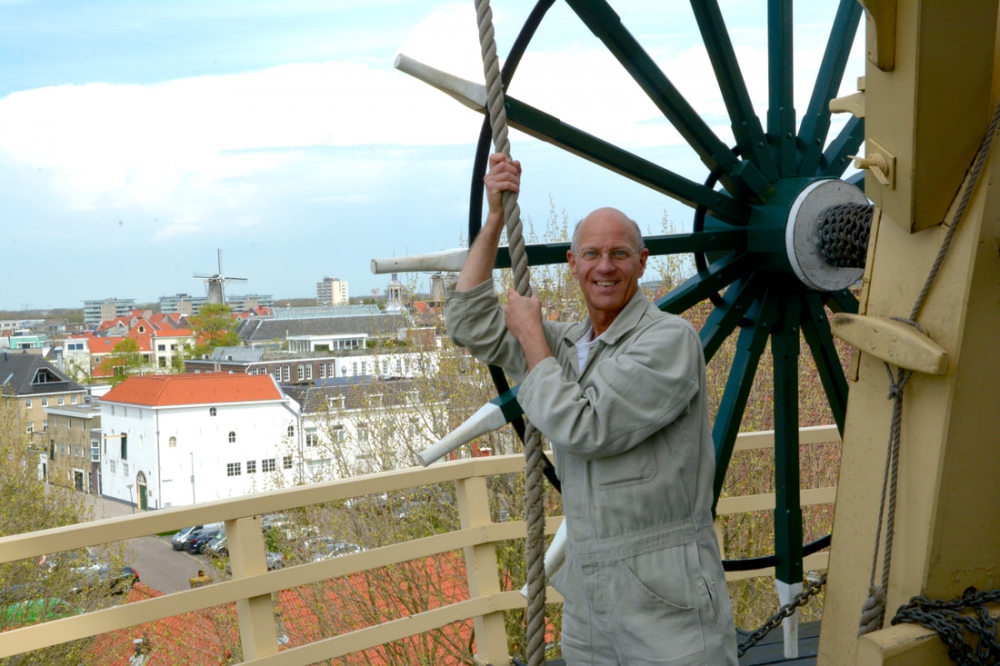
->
xmin=226 ymin=515 xmax=279 ymax=660
xmin=456 ymin=476 xmax=510 ymax=665
xmin=818 ymin=2 xmax=1000 ymax=663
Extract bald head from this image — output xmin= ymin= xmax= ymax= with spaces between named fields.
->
xmin=570 ymin=208 xmax=645 ymax=254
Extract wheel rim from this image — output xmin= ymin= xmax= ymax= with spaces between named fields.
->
xmin=463 ymin=0 xmax=867 ymax=585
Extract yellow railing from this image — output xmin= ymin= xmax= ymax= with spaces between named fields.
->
xmin=0 ymin=425 xmax=841 ymax=665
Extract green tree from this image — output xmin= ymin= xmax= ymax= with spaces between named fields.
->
xmin=0 ymin=388 xmax=131 ymax=665
xmin=107 ymin=338 xmax=146 ymax=387
xmin=187 ymin=303 xmax=240 ymax=359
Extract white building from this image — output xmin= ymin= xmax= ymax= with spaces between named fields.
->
xmin=99 ymin=373 xmax=301 ymax=509
xmin=316 ymin=277 xmax=349 ymax=306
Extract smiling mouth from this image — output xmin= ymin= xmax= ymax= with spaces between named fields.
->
xmin=595 ymin=281 xmax=617 ymax=287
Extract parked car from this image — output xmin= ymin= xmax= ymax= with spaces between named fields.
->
xmin=70 ymin=564 xmax=140 ymax=595
xmin=203 ymin=534 xmax=228 ymax=558
xmin=171 ymin=523 xmax=222 ymax=551
xmin=301 ymin=537 xmax=362 ymax=563
xmin=3 ymin=598 xmax=84 ymax=626
xmin=224 ymin=551 xmax=285 ymax=575
xmin=184 ymin=526 xmax=223 ymax=554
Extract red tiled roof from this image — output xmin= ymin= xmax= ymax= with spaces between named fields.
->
xmin=102 ymin=373 xmax=282 ymax=407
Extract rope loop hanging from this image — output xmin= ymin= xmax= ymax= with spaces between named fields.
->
xmin=473 ymin=1 xmax=547 ymax=664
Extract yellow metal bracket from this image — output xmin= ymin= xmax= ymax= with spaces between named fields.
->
xmin=857 ymin=0 xmax=897 ymax=72
xmin=852 ymin=138 xmax=896 ymax=190
xmin=831 ymin=313 xmax=948 ymax=375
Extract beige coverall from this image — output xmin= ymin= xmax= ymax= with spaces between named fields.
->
xmin=446 ymin=279 xmax=737 ymax=666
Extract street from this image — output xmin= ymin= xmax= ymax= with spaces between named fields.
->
xmin=80 ymin=494 xmax=222 ymax=594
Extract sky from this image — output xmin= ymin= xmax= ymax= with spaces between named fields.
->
xmin=0 ymin=0 xmax=864 ymax=311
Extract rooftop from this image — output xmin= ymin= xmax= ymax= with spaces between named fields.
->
xmin=102 ymin=373 xmax=284 ymax=407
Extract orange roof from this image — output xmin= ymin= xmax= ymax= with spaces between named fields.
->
xmin=102 ymin=373 xmax=282 ymax=407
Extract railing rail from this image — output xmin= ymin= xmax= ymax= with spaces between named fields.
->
xmin=0 ymin=425 xmax=840 ymax=664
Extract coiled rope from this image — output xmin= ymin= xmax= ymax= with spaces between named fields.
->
xmin=858 ymin=88 xmax=1000 ymax=638
xmin=473 ymin=1 xmax=547 ymax=664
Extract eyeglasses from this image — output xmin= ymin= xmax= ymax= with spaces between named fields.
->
xmin=576 ymin=247 xmax=638 ymax=263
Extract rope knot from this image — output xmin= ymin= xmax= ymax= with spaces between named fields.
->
xmin=858 ymin=585 xmax=888 ymax=637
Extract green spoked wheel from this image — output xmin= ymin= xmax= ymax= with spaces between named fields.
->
xmin=464 ymin=0 xmax=865 ymax=587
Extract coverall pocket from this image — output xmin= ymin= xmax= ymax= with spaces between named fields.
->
xmin=610 ymin=542 xmax=706 ymax=663
xmin=594 ymin=442 xmax=656 ymax=488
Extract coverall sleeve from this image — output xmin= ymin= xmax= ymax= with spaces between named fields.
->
xmin=517 ymin=314 xmax=701 ymax=460
xmin=444 ymin=278 xmax=530 ymax=382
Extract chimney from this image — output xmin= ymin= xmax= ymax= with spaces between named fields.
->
xmin=54 ymin=347 xmax=64 ymax=372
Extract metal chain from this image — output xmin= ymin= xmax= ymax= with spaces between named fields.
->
xmin=892 ymin=587 xmax=1000 ymax=665
xmin=737 ymin=573 xmax=828 ymax=657
xmin=817 ymin=202 xmax=874 ymax=268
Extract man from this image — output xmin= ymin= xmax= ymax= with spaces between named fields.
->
xmin=446 ymin=153 xmax=737 ymax=665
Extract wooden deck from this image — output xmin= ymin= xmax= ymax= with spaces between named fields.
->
xmin=739 ymin=621 xmax=820 ymax=665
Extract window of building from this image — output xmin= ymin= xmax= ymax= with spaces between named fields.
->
xmin=109 ymin=459 xmax=116 ymax=473
xmin=123 ymin=461 xmax=129 ymax=476
xmin=262 ymin=458 xmax=276 ymax=472
xmin=74 ymin=446 xmax=81 ymax=458
xmin=352 ymin=362 xmax=358 ymax=375
xmin=282 ymin=455 xmax=293 ymax=470
xmin=305 ymin=364 xmax=313 ymax=380
xmin=169 ymin=436 xmax=177 ymax=448
xmin=57 ymin=396 xmax=64 ymax=405
xmin=331 ymin=424 xmax=346 ymax=443
xmin=25 ymin=398 xmax=32 ymax=409
xmin=121 ymin=434 xmax=128 ymax=460
xmin=60 ymin=444 xmax=67 ymax=455
xmin=157 ymin=344 xmax=165 ymax=351
xmin=41 ymin=397 xmax=48 ymax=407
xmin=297 ymin=364 xmax=305 ymax=381
xmin=357 ymin=422 xmax=369 ymax=443
xmin=227 ymin=462 xmax=241 ymax=477
xmin=283 ymin=366 xmax=290 ymax=381
xmin=287 ymin=425 xmax=294 ymax=438
xmin=319 ymin=363 xmax=326 ymax=379
xmin=305 ymin=428 xmax=318 ymax=447
xmin=42 ymin=420 xmax=48 ymax=432
xmin=246 ymin=460 xmax=257 ymax=474
xmin=210 ymin=407 xmax=217 ymax=417
xmin=91 ymin=442 xmax=99 ymax=462
xmin=228 ymin=431 xmax=236 ymax=443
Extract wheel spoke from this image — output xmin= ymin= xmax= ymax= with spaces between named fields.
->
xmin=690 ymin=0 xmax=779 ymax=183
xmin=492 ymin=228 xmax=747 ymax=268
xmin=767 ymin=0 xmax=796 ymax=177
xmin=773 ymin=289 xmax=803 ymax=586
xmin=826 ymin=288 xmax=859 ymax=314
xmin=798 ymin=0 xmax=864 ymax=177
xmin=801 ymin=292 xmax=849 ymax=433
xmin=565 ymin=0 xmax=770 ymax=202
xmin=820 ymin=115 xmax=865 ymax=178
xmin=711 ymin=288 xmax=779 ymax=503
xmin=503 ymin=96 xmax=751 ymax=225
xmin=655 ymin=252 xmax=762 ymax=314
xmin=700 ymin=273 xmax=762 ymax=362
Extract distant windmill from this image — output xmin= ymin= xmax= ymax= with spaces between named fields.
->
xmin=193 ymin=249 xmax=247 ymax=305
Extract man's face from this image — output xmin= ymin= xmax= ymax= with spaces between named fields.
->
xmin=567 ymin=209 xmax=648 ymax=327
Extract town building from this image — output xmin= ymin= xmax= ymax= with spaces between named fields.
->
xmin=0 ymin=349 xmax=87 ymax=443
xmin=44 ymin=402 xmax=101 ymax=495
xmin=83 ymin=298 xmax=137 ymax=326
xmin=227 ymin=293 xmax=274 ymax=311
xmin=184 ymin=346 xmax=439 ymax=383
xmin=99 ymin=374 xmax=300 ymax=510
xmin=284 ymin=379 xmax=443 ymax=482
xmin=159 ymin=293 xmax=208 ymax=317
xmin=316 ymin=277 xmax=349 ymax=306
